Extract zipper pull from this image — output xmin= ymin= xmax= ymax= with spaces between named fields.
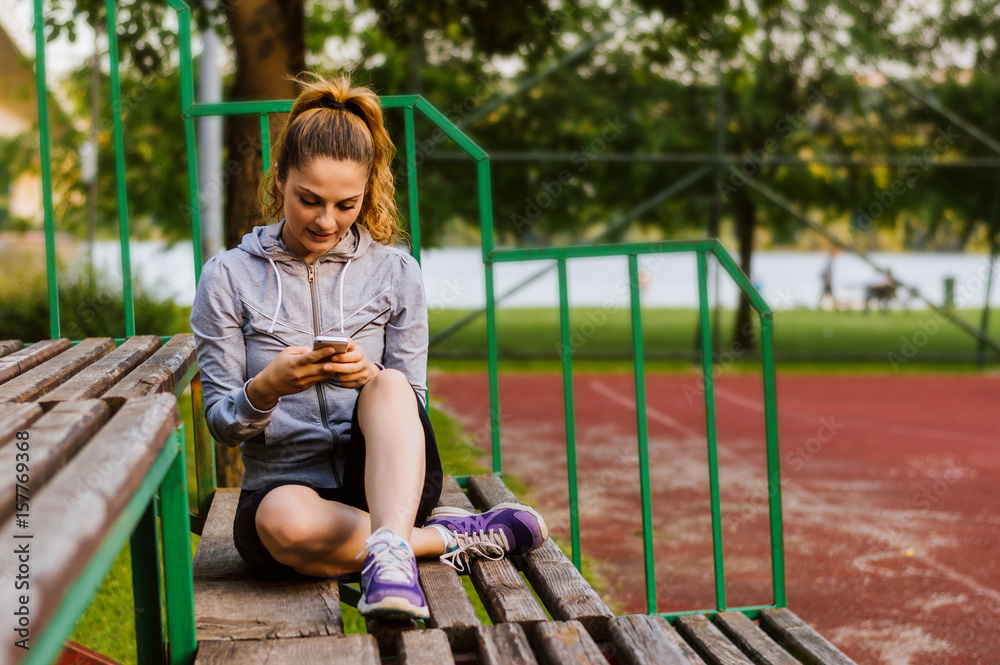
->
xmin=307 ymin=264 xmax=315 ymax=283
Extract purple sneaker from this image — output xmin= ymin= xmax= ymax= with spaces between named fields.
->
xmin=357 ymin=528 xmax=429 ymax=619
xmin=426 ymin=502 xmax=549 ymax=572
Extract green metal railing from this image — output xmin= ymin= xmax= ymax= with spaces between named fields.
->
xmin=31 ymin=0 xmax=786 ymax=655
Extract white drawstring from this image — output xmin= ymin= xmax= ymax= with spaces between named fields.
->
xmin=338 ymin=258 xmax=353 ymax=334
xmin=266 ymin=256 xmax=283 ymax=333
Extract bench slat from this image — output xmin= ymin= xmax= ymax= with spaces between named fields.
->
xmin=104 ymin=334 xmax=197 ymax=404
xmin=712 ymin=612 xmax=800 ymax=665
xmin=0 ymin=339 xmax=71 ymax=385
xmin=474 ymin=623 xmax=540 ymax=665
xmin=532 ymin=620 xmax=607 ymax=665
xmin=0 ymin=340 xmax=24 ymax=358
xmin=0 ymin=338 xmax=115 ymax=403
xmin=0 ymin=400 xmax=110 ymax=525
xmin=398 ymin=628 xmax=455 ymax=665
xmin=192 ymin=488 xmax=345 ymax=641
xmin=41 ymin=336 xmax=161 ymax=404
xmin=467 ymin=473 xmax=614 ymax=639
xmin=0 ymin=394 xmax=177 ymax=665
xmin=194 ymin=634 xmax=380 ymax=665
xmin=0 ymin=403 xmax=44 ymax=446
xmin=758 ymin=609 xmax=857 ymax=665
xmin=419 ymin=476 xmax=481 ymax=649
xmin=609 ymin=615 xmax=695 ymax=665
xmin=676 ymin=614 xmax=755 ymax=665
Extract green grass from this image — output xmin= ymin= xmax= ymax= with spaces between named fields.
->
xmin=428 ymin=306 xmax=1000 ymax=372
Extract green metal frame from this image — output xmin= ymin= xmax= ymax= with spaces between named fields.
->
xmin=21 ymin=428 xmax=196 ymax=665
xmin=31 ymin=0 xmax=786 ymax=638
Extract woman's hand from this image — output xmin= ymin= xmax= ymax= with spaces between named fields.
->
xmin=246 ymin=345 xmax=346 ymax=410
xmin=318 ymin=338 xmax=380 ymax=389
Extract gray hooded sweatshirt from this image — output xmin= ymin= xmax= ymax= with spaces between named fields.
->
xmin=190 ymin=221 xmax=428 ymax=490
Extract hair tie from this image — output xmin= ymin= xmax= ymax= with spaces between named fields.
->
xmin=317 ymin=97 xmax=348 ymax=111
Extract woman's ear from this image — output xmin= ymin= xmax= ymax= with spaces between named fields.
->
xmin=274 ymin=163 xmax=284 ymax=193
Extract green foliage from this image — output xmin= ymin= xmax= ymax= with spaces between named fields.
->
xmin=0 ymin=264 xmax=191 ymax=342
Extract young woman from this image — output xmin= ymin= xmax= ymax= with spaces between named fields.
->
xmin=190 ymin=74 xmax=547 ymax=619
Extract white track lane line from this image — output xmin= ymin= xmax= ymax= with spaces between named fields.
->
xmin=588 ymin=379 xmax=702 ymax=440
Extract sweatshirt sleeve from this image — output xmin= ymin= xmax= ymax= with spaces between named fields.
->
xmin=190 ymin=255 xmax=277 ymax=447
xmin=382 ymin=252 xmax=429 ymax=405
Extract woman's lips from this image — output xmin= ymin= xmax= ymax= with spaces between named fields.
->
xmin=308 ymin=229 xmax=335 ymax=242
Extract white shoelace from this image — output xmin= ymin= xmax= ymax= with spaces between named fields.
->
xmin=438 ymin=529 xmax=509 ymax=573
xmin=359 ymin=539 xmax=415 ymax=584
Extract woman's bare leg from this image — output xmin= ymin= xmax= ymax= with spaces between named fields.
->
xmin=254 ymin=369 xmax=444 ymax=577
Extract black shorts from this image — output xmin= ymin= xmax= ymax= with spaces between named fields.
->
xmin=232 ymin=389 xmax=443 ymax=577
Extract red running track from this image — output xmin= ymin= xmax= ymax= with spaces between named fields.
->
xmin=429 ymin=371 xmax=1000 ymax=665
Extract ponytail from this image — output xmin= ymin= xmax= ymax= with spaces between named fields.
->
xmin=260 ymin=73 xmax=399 ymax=245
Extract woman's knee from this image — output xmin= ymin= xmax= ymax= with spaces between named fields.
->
xmin=360 ymin=368 xmax=415 ymax=405
xmin=256 ymin=488 xmax=323 ymax=561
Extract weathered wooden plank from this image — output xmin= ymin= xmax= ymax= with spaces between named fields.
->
xmin=0 ymin=340 xmax=24 ymax=358
xmin=475 ymin=623 xmax=540 ymax=665
xmin=0 ymin=339 xmax=71 ymax=385
xmin=712 ymin=612 xmax=800 ymax=665
xmin=41 ymin=335 xmax=161 ymax=404
xmin=418 ymin=561 xmax=480 ymax=650
xmin=104 ymin=333 xmax=197 ymax=404
xmin=0 ymin=403 xmax=44 ymax=448
xmin=194 ymin=634 xmax=380 ymax=665
xmin=0 ymin=338 xmax=114 ymax=403
xmin=398 ymin=628 xmax=456 ymax=665
xmin=192 ymin=488 xmax=345 ymax=641
xmin=0 ymin=400 xmax=110 ymax=525
xmin=470 ymin=554 xmax=549 ymax=628
xmin=467 ymin=473 xmax=614 ymax=640
xmin=758 ymin=609 xmax=857 ymax=665
xmin=609 ymin=615 xmax=695 ymax=665
xmin=366 ymin=617 xmax=419 ymax=658
xmin=531 ymin=620 xmax=607 ymax=665
xmin=0 ymin=394 xmax=177 ymax=665
xmin=676 ymin=614 xmax=755 ymax=665
xmin=419 ymin=476 xmax=481 ymax=650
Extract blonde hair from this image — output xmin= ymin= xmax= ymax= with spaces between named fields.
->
xmin=259 ymin=73 xmax=399 ymax=245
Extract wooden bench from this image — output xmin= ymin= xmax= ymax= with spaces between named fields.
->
xmin=0 ymin=334 xmax=200 ymax=665
xmin=192 ymin=472 xmax=857 ymax=664
xmin=0 ymin=335 xmax=858 ymax=665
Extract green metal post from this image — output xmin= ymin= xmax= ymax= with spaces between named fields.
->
xmin=34 ymin=0 xmax=60 ymax=338
xmin=191 ymin=372 xmax=217 ymax=516
xmin=160 ymin=427 xmax=197 ymax=665
xmin=556 ymin=259 xmax=581 ymax=570
xmin=169 ymin=0 xmax=204 ymax=281
xmin=629 ymin=254 xmax=657 ymax=614
xmin=130 ymin=501 xmax=167 ymax=665
xmin=105 ymin=0 xmax=136 ymax=337
xmin=484 ymin=261 xmax=502 ymax=474
xmin=260 ymin=113 xmax=271 ymax=173
xmin=404 ymin=105 xmax=422 ymax=263
xmin=697 ymin=250 xmax=726 ymax=611
xmin=760 ymin=316 xmax=787 ymax=607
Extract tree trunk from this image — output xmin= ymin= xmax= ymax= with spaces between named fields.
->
xmin=216 ymin=0 xmax=305 ymax=487
xmin=223 ymin=0 xmax=306 ymax=251
xmin=733 ymin=192 xmax=756 ymax=351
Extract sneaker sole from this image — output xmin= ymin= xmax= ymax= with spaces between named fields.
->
xmin=429 ymin=501 xmax=550 ymax=547
xmin=357 ymin=595 xmax=430 ymax=620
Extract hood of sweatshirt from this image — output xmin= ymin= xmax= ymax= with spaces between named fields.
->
xmin=237 ymin=220 xmax=374 ymax=334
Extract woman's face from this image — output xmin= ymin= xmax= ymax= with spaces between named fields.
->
xmin=277 ymin=157 xmax=368 ymax=264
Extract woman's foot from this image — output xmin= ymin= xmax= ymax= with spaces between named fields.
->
xmin=357 ymin=527 xmax=429 ymax=619
xmin=425 ymin=502 xmax=549 ymax=572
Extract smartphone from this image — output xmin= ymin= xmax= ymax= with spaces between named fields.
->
xmin=313 ymin=335 xmax=351 ymax=355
